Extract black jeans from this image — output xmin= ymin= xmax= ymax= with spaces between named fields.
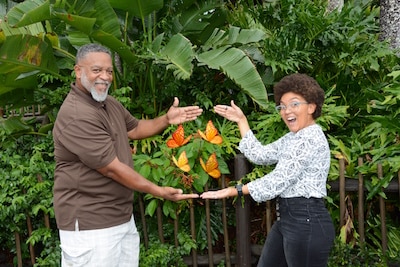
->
xmin=257 ymin=197 xmax=335 ymax=267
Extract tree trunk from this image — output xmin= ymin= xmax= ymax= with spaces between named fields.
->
xmin=380 ymin=0 xmax=400 ymax=51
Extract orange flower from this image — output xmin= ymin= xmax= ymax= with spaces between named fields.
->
xmin=197 ymin=120 xmax=223 ymax=144
xmin=200 ymin=153 xmax=221 ymax=179
xmin=167 ymin=125 xmax=192 ymax=148
xmin=172 ymin=151 xmax=191 ymax=172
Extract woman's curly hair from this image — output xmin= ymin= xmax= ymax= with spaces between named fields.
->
xmin=273 ymin=73 xmax=325 ymax=119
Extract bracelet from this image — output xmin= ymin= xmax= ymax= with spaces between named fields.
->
xmin=235 ymin=184 xmax=243 ymax=198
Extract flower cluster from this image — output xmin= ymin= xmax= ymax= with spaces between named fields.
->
xmin=166 ymin=120 xmax=224 ymax=190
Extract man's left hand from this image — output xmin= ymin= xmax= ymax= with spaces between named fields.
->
xmin=167 ymin=97 xmax=203 ymax=125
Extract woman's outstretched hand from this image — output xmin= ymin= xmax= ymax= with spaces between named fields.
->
xmin=200 ymin=187 xmax=236 ymax=199
xmin=214 ymin=100 xmax=250 ymax=137
xmin=214 ymin=100 xmax=245 ymax=123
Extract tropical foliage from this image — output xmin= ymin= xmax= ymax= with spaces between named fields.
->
xmin=0 ymin=0 xmax=399 ymax=266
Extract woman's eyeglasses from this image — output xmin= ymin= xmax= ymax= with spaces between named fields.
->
xmin=275 ymin=101 xmax=308 ymax=112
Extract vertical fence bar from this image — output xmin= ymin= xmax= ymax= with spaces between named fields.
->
xmin=15 ymin=232 xmax=22 ymax=267
xmin=234 ymin=154 xmax=251 ymax=266
xmin=174 ymin=215 xmax=179 ymax=247
xmin=37 ymin=175 xmax=51 ymax=229
xmin=339 ymin=158 xmax=346 ymax=227
xmin=26 ymin=216 xmax=36 ymax=265
xmin=189 ymin=199 xmax=198 ymax=267
xmin=266 ymin=200 xmax=272 ymax=234
xmin=221 ymin=175 xmax=232 ymax=267
xmin=205 ymin=184 xmax=214 ymax=267
xmin=377 ymin=163 xmax=387 ymax=255
xmin=398 ymin=171 xmax=400 ymax=203
xmin=357 ymin=157 xmax=365 ymax=244
xmin=156 ymin=202 xmax=165 ymax=243
xmin=138 ymin=194 xmax=149 ymax=249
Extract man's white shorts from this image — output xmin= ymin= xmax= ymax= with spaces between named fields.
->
xmin=59 ymin=215 xmax=139 ymax=267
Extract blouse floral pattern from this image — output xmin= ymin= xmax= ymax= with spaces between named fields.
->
xmin=239 ymin=124 xmax=330 ymax=203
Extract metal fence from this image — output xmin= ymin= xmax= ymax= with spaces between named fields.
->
xmin=10 ymin=155 xmax=400 ymax=266
xmin=135 ymin=155 xmax=400 ymax=266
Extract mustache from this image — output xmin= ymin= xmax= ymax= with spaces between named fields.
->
xmin=94 ymin=81 xmax=110 ymax=86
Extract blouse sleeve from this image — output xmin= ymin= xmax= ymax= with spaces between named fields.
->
xmin=238 ymin=130 xmax=282 ymax=165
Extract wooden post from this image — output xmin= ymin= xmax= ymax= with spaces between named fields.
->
xmin=37 ymin=175 xmax=50 ymax=229
xmin=398 ymin=171 xmax=400 ymax=204
xmin=190 ymin=200 xmax=198 ymax=267
xmin=377 ymin=163 xmax=387 ymax=255
xmin=174 ymin=215 xmax=179 ymax=248
xmin=357 ymin=157 xmax=365 ymax=244
xmin=339 ymin=158 xmax=346 ymax=227
xmin=26 ymin=216 xmax=36 ymax=265
xmin=156 ymin=202 xmax=165 ymax=243
xmin=15 ymin=232 xmax=23 ymax=267
xmin=205 ymin=184 xmax=214 ymax=267
xmin=234 ymin=154 xmax=251 ymax=266
xmin=221 ymin=175 xmax=231 ymax=267
xmin=266 ymin=200 xmax=272 ymax=234
xmin=138 ymin=194 xmax=149 ymax=249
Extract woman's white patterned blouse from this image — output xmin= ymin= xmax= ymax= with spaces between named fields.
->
xmin=239 ymin=124 xmax=330 ymax=203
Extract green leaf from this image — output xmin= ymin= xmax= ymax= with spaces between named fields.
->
xmin=160 ymin=34 xmax=194 ymax=80
xmin=0 ymin=34 xmax=59 ymax=95
xmin=138 ymin=164 xmax=151 ymax=178
xmin=204 ymin=26 xmax=267 ymax=49
xmin=0 ymin=117 xmax=33 ymax=135
xmin=6 ymin=0 xmax=51 ymax=28
xmin=0 ymin=34 xmax=58 ymax=70
xmin=91 ymin=30 xmax=135 ymax=64
xmin=145 ymin=199 xmax=158 ymax=217
xmin=162 ymin=201 xmax=176 ymax=219
xmin=108 ymin=0 xmax=163 ymax=18
xmin=171 ymin=1 xmax=223 ymax=36
xmin=54 ymin=12 xmax=96 ymax=35
xmin=197 ymin=46 xmax=268 ymax=108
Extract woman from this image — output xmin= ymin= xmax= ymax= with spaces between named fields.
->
xmin=201 ymin=73 xmax=335 ymax=267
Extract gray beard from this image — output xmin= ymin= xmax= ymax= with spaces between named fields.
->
xmin=81 ymin=73 xmax=110 ymax=102
xmin=89 ymin=86 xmax=109 ymax=102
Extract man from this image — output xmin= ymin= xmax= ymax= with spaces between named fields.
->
xmin=53 ymin=43 xmax=202 ymax=267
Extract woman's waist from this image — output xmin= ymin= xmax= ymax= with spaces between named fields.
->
xmin=276 ymin=196 xmax=326 ymax=209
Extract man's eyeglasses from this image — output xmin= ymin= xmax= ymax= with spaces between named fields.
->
xmin=275 ymin=101 xmax=308 ymax=112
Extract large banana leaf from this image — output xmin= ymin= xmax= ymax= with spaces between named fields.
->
xmin=0 ymin=116 xmax=34 ymax=136
xmin=90 ymin=30 xmax=135 ymax=63
xmin=204 ymin=26 xmax=267 ymax=49
xmin=0 ymin=35 xmax=59 ymax=96
xmin=5 ymin=0 xmax=51 ymax=27
xmin=108 ymin=0 xmax=163 ymax=18
xmin=171 ymin=1 xmax=223 ymax=35
xmin=6 ymin=0 xmax=135 ymax=63
xmin=197 ymin=46 xmax=268 ymax=109
xmin=159 ymin=34 xmax=194 ymax=80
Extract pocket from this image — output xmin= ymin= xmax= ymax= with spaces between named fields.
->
xmin=287 ymin=208 xmax=310 ymax=223
xmin=61 ymin=244 xmax=92 ymax=267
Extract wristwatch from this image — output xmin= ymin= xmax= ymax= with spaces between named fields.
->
xmin=235 ymin=184 xmax=243 ymax=198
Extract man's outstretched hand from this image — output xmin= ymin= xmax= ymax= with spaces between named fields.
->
xmin=162 ymin=187 xmax=199 ymax=201
xmin=166 ymin=97 xmax=203 ymax=125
